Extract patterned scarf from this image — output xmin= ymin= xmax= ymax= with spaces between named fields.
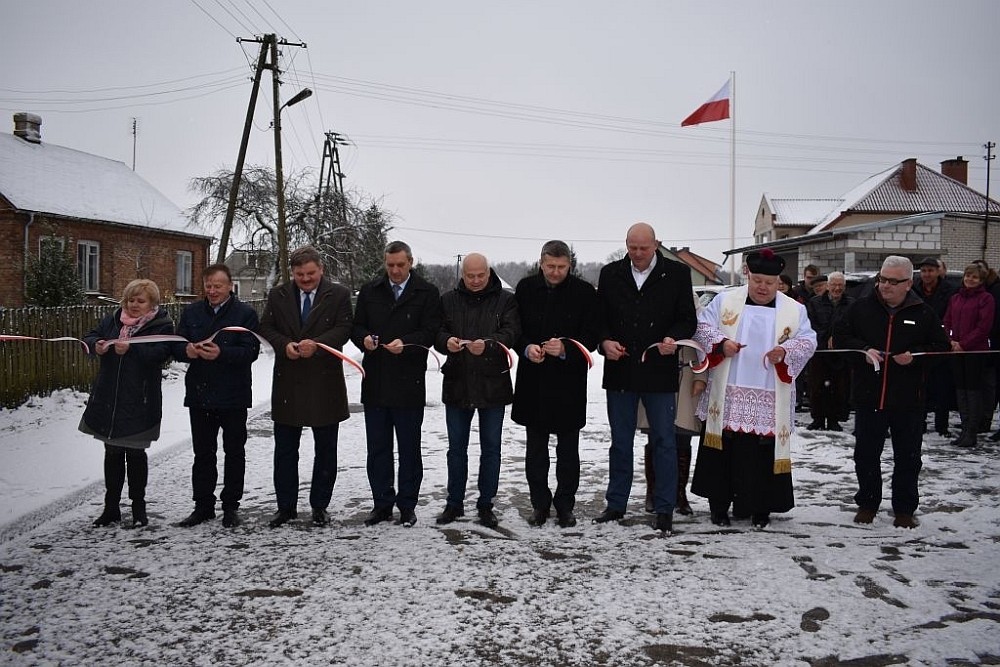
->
xmin=118 ymin=309 xmax=158 ymax=341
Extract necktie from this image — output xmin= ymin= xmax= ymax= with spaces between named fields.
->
xmin=301 ymin=292 xmax=312 ymax=323
xmin=393 ymin=284 xmax=402 ymax=301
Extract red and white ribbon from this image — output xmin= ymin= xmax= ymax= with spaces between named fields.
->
xmin=639 ymin=338 xmax=708 ymax=373
xmin=459 ymin=339 xmax=514 ymax=369
xmin=0 ymin=335 xmax=90 ymax=354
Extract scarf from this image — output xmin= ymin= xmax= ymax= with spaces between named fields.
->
xmin=118 ymin=309 xmax=158 ymax=341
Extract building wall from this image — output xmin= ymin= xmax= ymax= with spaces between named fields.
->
xmin=0 ymin=209 xmax=210 ymax=307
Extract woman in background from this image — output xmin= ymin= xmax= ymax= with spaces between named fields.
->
xmin=942 ymin=264 xmax=995 ymax=448
xmin=80 ymin=279 xmax=173 ymax=527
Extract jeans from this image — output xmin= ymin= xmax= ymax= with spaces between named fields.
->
xmin=444 ymin=405 xmax=504 ymax=510
xmin=273 ymin=421 xmax=339 ymax=511
xmin=189 ymin=408 xmax=248 ymax=511
xmin=364 ymin=405 xmax=425 ymax=512
xmin=606 ymin=390 xmax=677 ymax=513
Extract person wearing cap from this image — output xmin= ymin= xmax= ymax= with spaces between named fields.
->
xmin=690 ymin=249 xmax=817 ymax=529
xmin=810 ymin=274 xmax=829 ymax=298
xmin=835 ymin=255 xmax=950 ymax=529
xmin=911 ymin=257 xmax=957 ymax=436
xmin=805 ymin=272 xmax=853 ymax=431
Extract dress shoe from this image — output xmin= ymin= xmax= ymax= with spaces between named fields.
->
xmin=710 ymin=512 xmax=731 ymax=527
xmin=478 ymin=507 xmax=499 ymax=528
xmin=675 ymin=498 xmax=693 ymax=516
xmin=893 ymin=513 xmax=919 ymax=529
xmin=436 ymin=504 xmax=464 ymax=525
xmin=311 ymin=508 xmax=330 ymax=526
xmin=751 ymin=513 xmax=770 ymax=530
xmin=556 ymin=511 xmax=577 ymax=528
xmin=806 ymin=420 xmax=825 ymax=431
xmin=268 ymin=509 xmax=297 ymax=528
xmin=131 ymin=501 xmax=148 ymax=528
xmin=222 ymin=510 xmax=241 ymax=528
xmin=826 ymin=420 xmax=843 ymax=432
xmin=654 ymin=512 xmax=672 ymax=533
xmin=397 ymin=508 xmax=417 ymax=527
xmin=178 ymin=508 xmax=216 ymax=528
xmin=364 ymin=507 xmax=393 ymax=527
xmin=853 ymin=507 xmax=877 ymax=524
xmin=592 ymin=508 xmax=625 ymax=524
xmin=93 ymin=507 xmax=121 ymax=527
xmin=527 ymin=508 xmax=549 ymax=527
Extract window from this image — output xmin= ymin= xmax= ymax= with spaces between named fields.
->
xmin=176 ymin=251 xmax=193 ymax=294
xmin=77 ymin=241 xmax=100 ymax=291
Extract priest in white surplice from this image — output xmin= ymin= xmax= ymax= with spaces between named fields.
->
xmin=690 ymin=249 xmax=817 ymax=529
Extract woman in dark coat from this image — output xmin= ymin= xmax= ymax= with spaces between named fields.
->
xmin=942 ymin=263 xmax=996 ymax=448
xmin=80 ymin=279 xmax=173 ymax=528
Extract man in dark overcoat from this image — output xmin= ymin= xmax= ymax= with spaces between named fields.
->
xmin=258 ymin=246 xmax=353 ymax=527
xmin=173 ymin=264 xmax=260 ymax=529
xmin=512 ymin=240 xmax=599 ymax=528
xmin=352 ymin=241 xmax=442 ymax=528
xmin=594 ymin=223 xmax=697 ymax=534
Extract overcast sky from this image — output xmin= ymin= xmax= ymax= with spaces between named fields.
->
xmin=2 ymin=1 xmax=997 ymax=267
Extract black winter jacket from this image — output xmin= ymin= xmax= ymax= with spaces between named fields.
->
xmin=511 ymin=272 xmax=599 ymax=431
xmin=352 ymin=272 xmax=442 ymax=407
xmin=834 ymin=291 xmax=950 ymax=411
xmin=81 ymin=307 xmax=173 ymax=441
xmin=806 ymin=293 xmax=854 ymax=350
xmin=597 ymin=254 xmax=697 ymax=393
xmin=435 ymin=270 xmax=520 ymax=409
xmin=173 ymin=295 xmax=260 ymax=410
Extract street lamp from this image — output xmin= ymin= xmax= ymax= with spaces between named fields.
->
xmin=274 ymin=87 xmax=313 ymax=283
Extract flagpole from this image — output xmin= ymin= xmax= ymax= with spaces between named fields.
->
xmin=729 ymin=70 xmax=737 ymax=283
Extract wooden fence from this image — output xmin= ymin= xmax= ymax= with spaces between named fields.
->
xmin=0 ymin=300 xmax=265 ymax=409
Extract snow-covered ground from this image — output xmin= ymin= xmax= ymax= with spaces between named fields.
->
xmin=1 ymin=346 xmax=999 ymax=665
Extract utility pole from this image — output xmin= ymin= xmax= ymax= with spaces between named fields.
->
xmin=985 ymin=141 xmax=995 ymax=257
xmin=319 ymin=131 xmax=351 ymax=283
xmin=131 ymin=118 xmax=137 ymax=171
xmin=455 ymin=254 xmax=463 ymax=281
xmin=216 ymin=33 xmax=307 ymax=284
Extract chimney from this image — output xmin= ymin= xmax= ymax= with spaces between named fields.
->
xmin=900 ymin=158 xmax=917 ymax=191
xmin=940 ymin=156 xmax=968 ymax=185
xmin=13 ymin=112 xmax=42 ymax=143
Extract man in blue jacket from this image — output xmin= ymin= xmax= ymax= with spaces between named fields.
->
xmin=594 ymin=223 xmax=697 ymax=534
xmin=174 ymin=264 xmax=260 ymax=528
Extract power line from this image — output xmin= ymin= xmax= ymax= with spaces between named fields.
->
xmin=188 ymin=0 xmax=238 ymax=38
xmin=210 ymin=0 xmax=255 ymax=34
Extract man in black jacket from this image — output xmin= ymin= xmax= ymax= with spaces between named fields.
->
xmin=594 ymin=223 xmax=697 ymax=534
xmin=512 ymin=240 xmax=599 ymax=528
xmin=352 ymin=241 xmax=442 ymax=528
xmin=435 ymin=253 xmax=521 ymax=528
xmin=173 ymin=264 xmax=260 ymax=528
xmin=805 ymin=271 xmax=853 ymax=431
xmin=835 ymin=256 xmax=950 ymax=529
xmin=911 ymin=257 xmax=957 ymax=436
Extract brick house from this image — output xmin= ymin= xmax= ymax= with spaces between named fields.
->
xmin=659 ymin=245 xmax=726 ymax=286
xmin=732 ymin=157 xmax=1000 ymax=277
xmin=0 ymin=113 xmax=212 ymax=307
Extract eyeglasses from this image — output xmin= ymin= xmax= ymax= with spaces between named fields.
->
xmin=875 ymin=275 xmax=911 ymax=286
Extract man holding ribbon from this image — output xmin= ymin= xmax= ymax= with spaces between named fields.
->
xmin=512 ymin=240 xmax=599 ymax=529
xmin=258 ymin=245 xmax=353 ymax=528
xmin=435 ymin=252 xmax=520 ymax=529
xmin=594 ymin=223 xmax=697 ymax=534
xmin=174 ymin=264 xmax=260 ymax=529
xmin=836 ymin=255 xmax=951 ymax=528
xmin=352 ymin=241 xmax=442 ymax=528
xmin=690 ymin=249 xmax=816 ymax=530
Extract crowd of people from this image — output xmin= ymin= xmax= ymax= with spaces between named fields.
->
xmin=77 ymin=229 xmax=997 ymax=535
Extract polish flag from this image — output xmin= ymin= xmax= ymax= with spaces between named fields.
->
xmin=681 ymin=79 xmax=731 ymax=127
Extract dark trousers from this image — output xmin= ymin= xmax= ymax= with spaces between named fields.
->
xmin=808 ymin=355 xmax=849 ymax=422
xmin=691 ymin=430 xmax=790 ymax=517
xmin=853 ymin=408 xmax=924 ymax=515
xmin=273 ymin=421 xmax=339 ymax=512
xmin=103 ymin=444 xmax=147 ymax=506
xmin=364 ymin=405 xmax=424 ymax=512
xmin=189 ymin=407 xmax=248 ymax=511
xmin=524 ymin=426 xmax=580 ymax=515
xmin=444 ymin=405 xmax=504 ymax=510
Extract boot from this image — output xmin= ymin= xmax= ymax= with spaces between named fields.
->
xmin=126 ymin=449 xmax=149 ymax=526
xmin=958 ymin=390 xmax=983 ymax=448
xmin=643 ymin=439 xmax=655 ymax=513
xmin=950 ymin=390 xmax=970 ymax=447
xmin=676 ymin=437 xmax=693 ymax=515
xmin=94 ymin=446 xmax=126 ymax=527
